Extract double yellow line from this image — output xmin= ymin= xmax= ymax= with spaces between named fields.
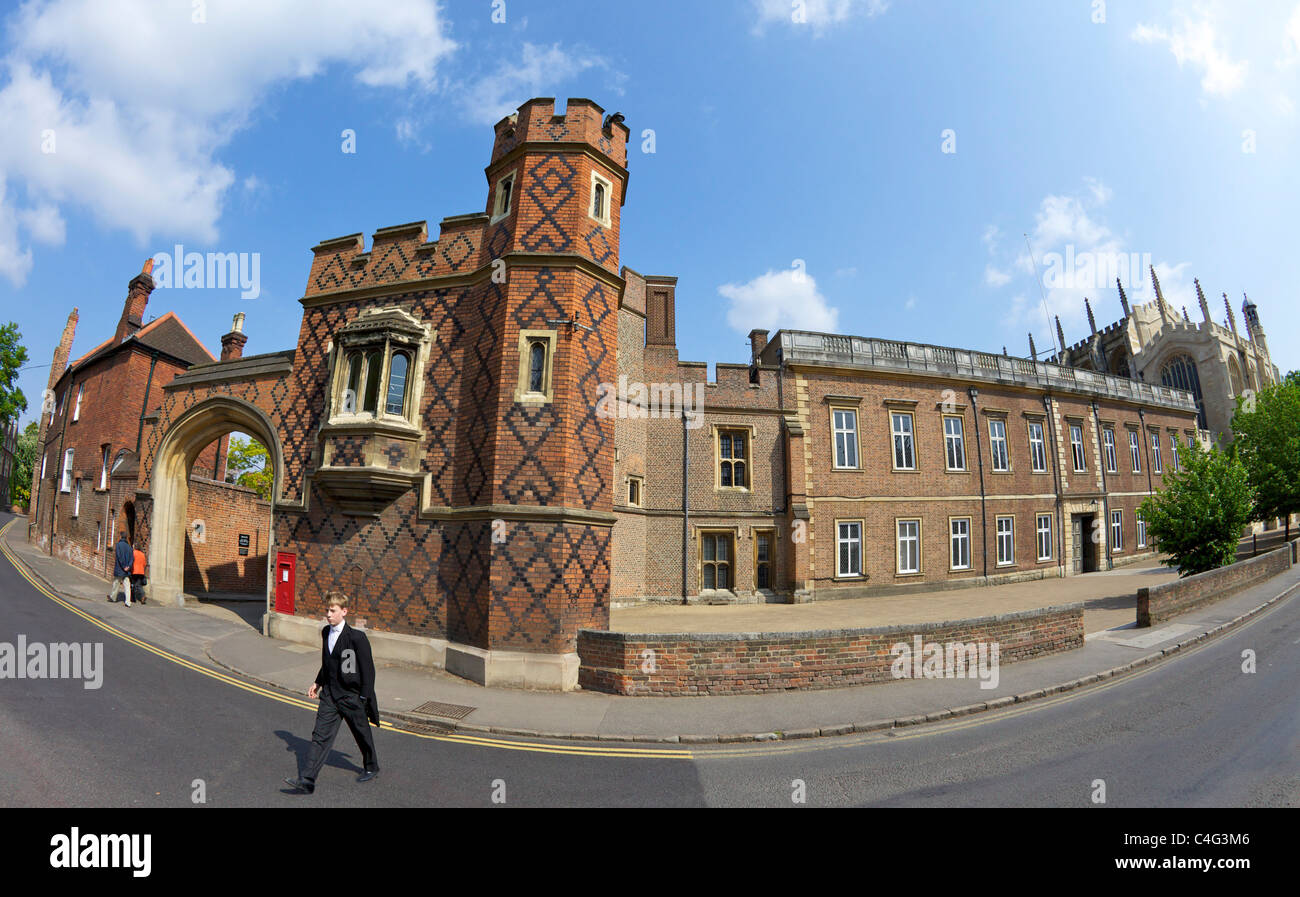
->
xmin=0 ymin=519 xmax=692 ymax=760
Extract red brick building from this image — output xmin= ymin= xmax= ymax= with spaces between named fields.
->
xmin=31 ymin=97 xmax=1203 ymax=691
xmin=27 ymin=269 xmax=268 ymax=591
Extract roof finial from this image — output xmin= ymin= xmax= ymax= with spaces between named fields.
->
xmin=1224 ymin=293 xmax=1238 ymax=335
xmin=1028 ymin=332 xmax=1038 ymax=361
xmin=1055 ymin=315 xmax=1067 ymax=357
xmin=1116 ymin=277 xmax=1131 ymax=317
xmin=1194 ymin=278 xmax=1211 ymax=323
xmin=1085 ymin=297 xmax=1097 ymax=335
xmin=1150 ymin=265 xmax=1170 ymax=322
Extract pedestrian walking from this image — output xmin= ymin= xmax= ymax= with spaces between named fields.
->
xmin=107 ymin=533 xmax=134 ymax=606
xmin=131 ymin=545 xmax=148 ymax=606
xmin=284 ymin=591 xmax=380 ymax=794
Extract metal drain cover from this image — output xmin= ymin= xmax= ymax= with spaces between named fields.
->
xmin=412 ymin=701 xmax=477 ymax=720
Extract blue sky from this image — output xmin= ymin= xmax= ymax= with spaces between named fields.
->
xmin=3 ymin=0 xmax=1298 ymax=430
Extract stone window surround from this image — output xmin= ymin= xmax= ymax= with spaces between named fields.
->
xmin=515 ymin=329 xmax=557 ymax=405
xmin=895 ymin=516 xmax=922 ymax=576
xmin=995 ymin=514 xmax=1015 ymax=567
xmin=713 ymin=424 xmax=754 ymax=491
xmin=589 ymin=169 xmax=613 ymax=228
xmin=835 ymin=517 xmax=865 ymax=579
xmin=948 ymin=515 xmax=973 ymax=571
xmin=828 ymin=403 xmax=861 ymax=471
xmin=490 ymin=169 xmax=517 ymax=224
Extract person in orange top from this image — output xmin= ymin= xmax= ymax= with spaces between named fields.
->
xmin=131 ymin=546 xmax=148 ymax=606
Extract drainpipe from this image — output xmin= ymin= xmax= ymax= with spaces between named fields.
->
xmin=968 ymin=387 xmax=988 ymax=578
xmin=135 ymin=351 xmax=159 ymax=456
xmin=1043 ymin=394 xmax=1065 ymax=578
xmin=681 ymin=407 xmax=689 ymax=604
xmin=1137 ymin=408 xmax=1155 ymax=497
xmin=1091 ymin=401 xmax=1112 ymax=569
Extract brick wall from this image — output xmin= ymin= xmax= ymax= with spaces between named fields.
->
xmin=577 ymin=604 xmax=1083 ymax=695
xmin=1136 ymin=542 xmax=1293 ymax=627
xmin=182 ymin=476 xmax=271 ymax=593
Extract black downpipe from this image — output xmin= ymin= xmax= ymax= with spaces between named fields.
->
xmin=1043 ymin=394 xmax=1065 ymax=578
xmin=1092 ymin=402 xmax=1112 ymax=569
xmin=1138 ymin=408 xmax=1155 ymax=497
xmin=968 ymin=388 xmax=988 ymax=578
xmin=681 ymin=407 xmax=689 ymax=604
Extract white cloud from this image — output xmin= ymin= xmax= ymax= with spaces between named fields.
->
xmin=18 ymin=202 xmax=65 ymax=245
xmin=753 ymin=0 xmax=888 ymax=33
xmin=719 ymin=268 xmax=840 ymax=335
xmin=983 ymin=179 xmax=1194 ymax=350
xmin=395 ymin=117 xmax=432 ymax=153
xmin=1286 ymin=4 xmax=1300 ymax=63
xmin=1132 ymin=13 xmax=1247 ymax=98
xmin=984 ymin=265 xmax=1012 ymax=288
xmin=0 ymin=0 xmax=458 ymax=286
xmin=458 ymin=43 xmax=606 ymax=125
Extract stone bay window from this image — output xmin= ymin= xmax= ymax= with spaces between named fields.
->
xmin=315 ymin=307 xmax=433 ymax=515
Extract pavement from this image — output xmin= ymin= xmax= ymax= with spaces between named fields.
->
xmin=3 ymin=513 xmax=1297 ymax=745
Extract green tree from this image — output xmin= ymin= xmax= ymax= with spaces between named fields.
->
xmin=8 ymin=420 xmax=38 ymax=508
xmin=0 ymin=322 xmax=29 ymax=423
xmin=224 ymin=434 xmax=272 ymax=500
xmin=1139 ymin=439 xmax=1254 ymax=576
xmin=1231 ymin=372 xmax=1300 ymax=541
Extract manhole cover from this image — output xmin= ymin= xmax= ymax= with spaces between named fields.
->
xmin=412 ymin=701 xmax=476 ymax=720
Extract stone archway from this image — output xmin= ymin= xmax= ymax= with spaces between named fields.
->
xmin=148 ymin=396 xmax=283 ymax=607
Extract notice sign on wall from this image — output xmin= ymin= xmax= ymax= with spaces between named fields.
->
xmin=238 ymin=533 xmax=250 ymax=556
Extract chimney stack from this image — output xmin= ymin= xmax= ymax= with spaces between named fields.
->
xmin=644 ymin=275 xmax=677 ymax=349
xmin=749 ymin=329 xmax=769 ymax=364
xmin=114 ymin=259 xmax=155 ymax=344
xmin=220 ymin=312 xmax=248 ymax=361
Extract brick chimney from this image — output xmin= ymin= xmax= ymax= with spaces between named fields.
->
xmin=30 ymin=306 xmax=78 ymax=512
xmin=220 ymin=312 xmax=248 ymax=361
xmin=47 ymin=307 xmax=79 ymax=398
xmin=749 ymin=329 xmax=769 ymax=364
xmin=645 ymin=275 xmax=677 ymax=348
xmin=115 ymin=259 xmax=155 ymax=344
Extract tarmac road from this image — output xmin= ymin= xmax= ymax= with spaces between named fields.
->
xmin=0 ymin=521 xmax=1295 ymax=807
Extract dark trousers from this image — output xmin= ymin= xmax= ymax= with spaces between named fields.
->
xmin=300 ymin=685 xmax=378 ymax=783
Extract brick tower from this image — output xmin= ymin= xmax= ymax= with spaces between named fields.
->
xmin=453 ymin=97 xmax=630 ymax=684
xmin=274 ymin=98 xmax=630 ymax=689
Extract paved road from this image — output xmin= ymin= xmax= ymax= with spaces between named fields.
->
xmin=1 ymin=531 xmax=1295 ymax=807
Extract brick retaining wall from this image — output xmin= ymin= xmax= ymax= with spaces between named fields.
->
xmin=577 ymin=604 xmax=1083 ymax=696
xmin=1136 ymin=542 xmax=1295 ymax=627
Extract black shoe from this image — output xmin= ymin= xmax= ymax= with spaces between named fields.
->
xmin=356 ymin=769 xmax=380 ymax=784
xmin=284 ymin=777 xmax=315 ymax=794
